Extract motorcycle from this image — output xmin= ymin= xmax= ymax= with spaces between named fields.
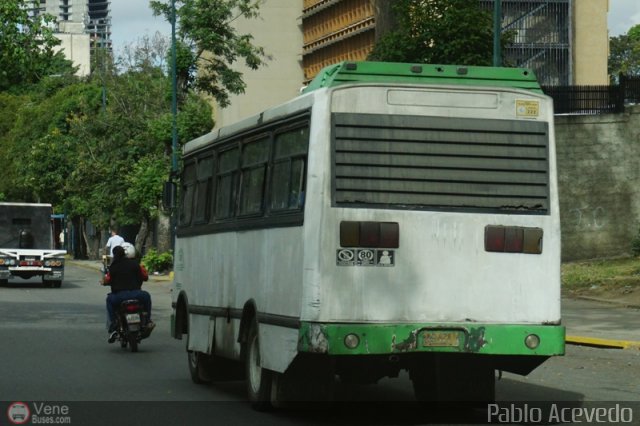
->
xmin=113 ymin=298 xmax=150 ymax=352
xmin=104 ymin=242 xmax=154 ymax=352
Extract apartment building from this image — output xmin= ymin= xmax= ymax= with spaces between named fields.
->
xmin=215 ymin=0 xmax=609 ymax=127
xmin=303 ymin=0 xmax=609 ymax=86
xmin=32 ymin=0 xmax=111 ymax=75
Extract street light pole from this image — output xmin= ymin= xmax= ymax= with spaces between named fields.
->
xmin=170 ymin=0 xmax=178 ymax=251
xmin=171 ymin=0 xmax=178 ymax=175
xmin=493 ymin=0 xmax=502 ymax=67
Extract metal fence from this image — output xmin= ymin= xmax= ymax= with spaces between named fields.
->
xmin=542 ymin=76 xmax=640 ymax=115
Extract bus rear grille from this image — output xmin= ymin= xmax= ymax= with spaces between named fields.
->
xmin=332 ymin=113 xmax=549 ymax=214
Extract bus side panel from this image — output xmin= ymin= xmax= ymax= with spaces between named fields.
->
xmin=174 ymin=227 xmax=305 ymax=361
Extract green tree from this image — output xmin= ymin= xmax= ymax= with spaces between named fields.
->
xmin=0 ymin=0 xmax=74 ymax=90
xmin=368 ymin=0 xmax=511 ymax=66
xmin=150 ymin=0 xmax=267 ymax=107
xmin=1 ymin=38 xmax=213 ymax=258
xmin=609 ymin=24 xmax=640 ymax=81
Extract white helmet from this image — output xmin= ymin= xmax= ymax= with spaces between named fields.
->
xmin=121 ymin=242 xmax=136 ymax=259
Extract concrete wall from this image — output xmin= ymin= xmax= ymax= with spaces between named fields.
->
xmin=556 ymin=106 xmax=640 ymax=260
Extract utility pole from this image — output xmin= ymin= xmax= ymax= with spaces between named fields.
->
xmin=170 ymin=0 xmax=178 ymax=250
xmin=493 ymin=0 xmax=502 ymax=67
xmin=171 ymin=0 xmax=178 ymax=175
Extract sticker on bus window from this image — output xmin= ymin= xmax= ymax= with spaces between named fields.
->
xmin=516 ymin=100 xmax=540 ymax=118
xmin=336 ymin=249 xmax=395 ymax=267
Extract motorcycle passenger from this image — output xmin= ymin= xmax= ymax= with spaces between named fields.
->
xmin=102 ymin=245 xmax=154 ymax=342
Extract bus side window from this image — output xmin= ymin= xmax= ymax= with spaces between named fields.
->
xmin=194 ymin=156 xmax=214 ymax=224
xmin=179 ymin=162 xmax=197 ymax=226
xmin=270 ymin=126 xmax=309 ymax=212
xmin=239 ymin=137 xmax=270 ymax=216
xmin=215 ymin=148 xmax=239 ymax=220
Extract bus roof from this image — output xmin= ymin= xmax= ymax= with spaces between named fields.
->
xmin=302 ymin=61 xmax=542 ymax=94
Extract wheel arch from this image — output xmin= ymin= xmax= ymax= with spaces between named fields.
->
xmin=174 ymin=291 xmax=190 ymax=340
xmin=238 ymin=299 xmax=258 ymax=348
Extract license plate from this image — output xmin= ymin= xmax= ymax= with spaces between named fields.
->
xmin=422 ymin=331 xmax=461 ymax=347
xmin=126 ymin=313 xmax=141 ymax=324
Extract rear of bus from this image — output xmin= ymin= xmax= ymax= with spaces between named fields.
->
xmin=298 ymin=62 xmax=564 ymax=400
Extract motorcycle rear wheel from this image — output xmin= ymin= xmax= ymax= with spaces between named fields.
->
xmin=129 ymin=335 xmax=138 ymax=352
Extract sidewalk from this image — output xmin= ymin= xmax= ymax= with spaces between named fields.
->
xmin=68 ymin=259 xmax=172 ymax=282
xmin=68 ymin=259 xmax=640 ymax=349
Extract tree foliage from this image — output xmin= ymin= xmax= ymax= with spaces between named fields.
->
xmin=150 ymin=0 xmax=267 ymax=107
xmin=0 ymin=38 xmax=213 ymax=255
xmin=0 ymin=0 xmax=74 ymax=90
xmin=609 ymin=24 xmax=640 ymax=80
xmin=368 ymin=0 xmax=511 ymax=66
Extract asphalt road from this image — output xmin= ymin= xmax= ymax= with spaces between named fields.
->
xmin=0 ymin=264 xmax=638 ymax=425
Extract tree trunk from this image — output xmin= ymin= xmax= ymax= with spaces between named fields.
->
xmin=135 ymin=216 xmax=149 ymax=258
xmin=72 ymin=216 xmax=87 ymax=259
xmin=156 ymin=210 xmax=172 ymax=254
xmin=81 ymin=218 xmax=102 ymax=260
xmin=372 ymin=0 xmax=396 ymax=41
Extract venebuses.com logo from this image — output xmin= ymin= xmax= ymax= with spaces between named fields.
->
xmin=7 ymin=402 xmax=30 ymax=425
xmin=6 ymin=401 xmax=71 ymax=425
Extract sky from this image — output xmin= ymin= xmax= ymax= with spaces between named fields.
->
xmin=109 ymin=0 xmax=640 ymax=57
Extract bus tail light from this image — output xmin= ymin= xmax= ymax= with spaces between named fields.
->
xmin=340 ymin=221 xmax=399 ymax=248
xmin=485 ymin=226 xmax=543 ymax=254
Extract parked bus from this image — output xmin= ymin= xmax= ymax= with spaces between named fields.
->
xmin=170 ymin=61 xmax=564 ymax=406
xmin=0 ymin=202 xmax=66 ymax=287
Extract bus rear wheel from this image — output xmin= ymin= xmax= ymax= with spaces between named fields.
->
xmin=245 ymin=320 xmax=272 ymax=410
xmin=188 ymin=350 xmax=213 ymax=384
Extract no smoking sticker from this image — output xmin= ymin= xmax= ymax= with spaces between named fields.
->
xmin=336 ymin=249 xmax=395 ymax=267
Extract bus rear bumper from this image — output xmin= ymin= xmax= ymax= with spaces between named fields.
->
xmin=298 ymin=322 xmax=565 ymax=357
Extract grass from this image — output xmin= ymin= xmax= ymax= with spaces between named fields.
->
xmin=561 ymin=256 xmax=640 ymax=295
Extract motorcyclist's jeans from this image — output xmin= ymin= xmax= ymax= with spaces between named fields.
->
xmin=106 ymin=290 xmax=152 ymax=329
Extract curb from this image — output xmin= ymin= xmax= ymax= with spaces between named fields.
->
xmin=573 ymin=295 xmax=640 ymax=310
xmin=67 ymin=260 xmax=172 ymax=282
xmin=566 ymin=335 xmax=640 ymax=350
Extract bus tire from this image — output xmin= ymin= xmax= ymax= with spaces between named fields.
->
xmin=188 ymin=350 xmax=212 ymax=384
xmin=245 ymin=320 xmax=272 ymax=411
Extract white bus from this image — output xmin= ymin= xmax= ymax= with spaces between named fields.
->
xmin=170 ymin=61 xmax=564 ymax=407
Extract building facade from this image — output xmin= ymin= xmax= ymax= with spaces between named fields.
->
xmin=302 ymin=0 xmax=609 ymax=86
xmin=211 ymin=0 xmax=305 ymax=129
xmin=32 ymin=0 xmax=111 ymax=73
xmin=215 ymin=0 xmax=609 ymax=128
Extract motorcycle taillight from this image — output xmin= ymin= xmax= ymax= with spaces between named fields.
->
xmin=125 ymin=304 xmax=141 ymax=313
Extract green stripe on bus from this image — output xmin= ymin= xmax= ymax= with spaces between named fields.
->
xmin=303 ymin=61 xmax=543 ymax=94
xmin=298 ymin=322 xmax=565 ymax=356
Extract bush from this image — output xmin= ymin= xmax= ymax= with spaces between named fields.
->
xmin=141 ymin=248 xmax=173 ymax=273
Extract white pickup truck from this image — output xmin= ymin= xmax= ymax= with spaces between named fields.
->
xmin=0 ymin=202 xmax=66 ymax=288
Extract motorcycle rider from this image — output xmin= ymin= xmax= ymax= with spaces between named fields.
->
xmin=102 ymin=245 xmax=154 ymax=343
